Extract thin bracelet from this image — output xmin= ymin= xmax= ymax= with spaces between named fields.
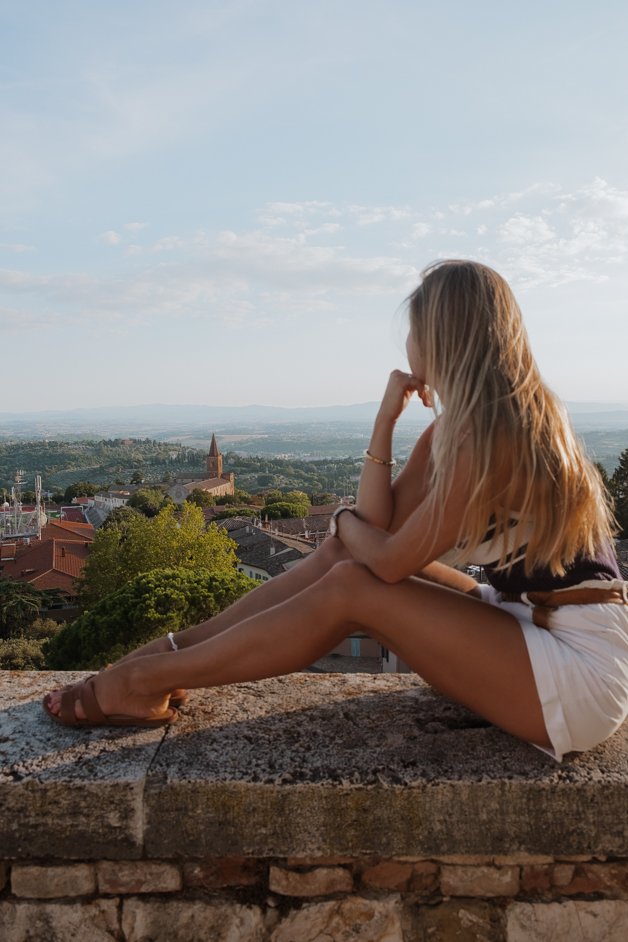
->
xmin=364 ymin=449 xmax=396 ymax=467
xmin=166 ymin=631 xmax=179 ymax=651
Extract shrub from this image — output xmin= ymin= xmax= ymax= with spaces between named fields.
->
xmin=0 ymin=638 xmax=47 ymax=670
xmin=45 ymin=566 xmax=256 ymax=670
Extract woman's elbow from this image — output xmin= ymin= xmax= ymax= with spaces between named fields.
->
xmin=371 ymin=552 xmax=406 ymax=584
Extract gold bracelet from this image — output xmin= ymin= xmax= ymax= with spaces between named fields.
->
xmin=364 ymin=449 xmax=396 ymax=467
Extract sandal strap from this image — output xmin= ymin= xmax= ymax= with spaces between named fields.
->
xmin=80 ymin=677 xmax=107 ymax=724
xmin=58 ymin=677 xmax=106 ymax=726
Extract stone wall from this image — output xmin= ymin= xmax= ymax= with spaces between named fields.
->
xmin=2 ymin=852 xmax=628 ymax=940
xmin=1 ymin=671 xmax=628 ymax=940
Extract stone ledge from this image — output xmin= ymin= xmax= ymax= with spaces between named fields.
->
xmin=1 ymin=671 xmax=628 ymax=859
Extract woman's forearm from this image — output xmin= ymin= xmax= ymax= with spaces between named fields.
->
xmin=354 ymin=411 xmax=397 ymax=528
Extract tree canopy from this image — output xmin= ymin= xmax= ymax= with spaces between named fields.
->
xmin=79 ymin=502 xmax=239 ymax=606
xmin=45 ymin=566 xmax=255 ymax=669
xmin=127 ymin=487 xmax=172 ymax=517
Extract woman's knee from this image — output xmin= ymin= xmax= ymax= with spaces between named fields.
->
xmin=316 ymin=536 xmax=351 ymax=569
xmin=318 ymin=559 xmax=373 ymax=615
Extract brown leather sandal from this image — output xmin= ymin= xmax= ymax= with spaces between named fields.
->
xmin=43 ymin=676 xmax=176 ymax=729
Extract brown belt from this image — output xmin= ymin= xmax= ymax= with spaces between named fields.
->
xmin=500 ymin=586 xmax=628 ymax=630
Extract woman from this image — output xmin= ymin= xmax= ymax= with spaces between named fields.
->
xmin=44 ymin=260 xmax=628 ymax=762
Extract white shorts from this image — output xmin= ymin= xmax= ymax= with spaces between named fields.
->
xmin=479 ymin=584 xmax=628 ymax=762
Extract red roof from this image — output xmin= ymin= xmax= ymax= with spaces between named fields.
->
xmin=40 ymin=520 xmax=95 ymax=542
xmin=0 ymin=538 xmax=90 ymax=594
xmin=60 ymin=507 xmax=87 ymax=523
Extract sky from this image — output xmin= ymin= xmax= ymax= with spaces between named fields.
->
xmin=1 ymin=0 xmax=628 ymax=411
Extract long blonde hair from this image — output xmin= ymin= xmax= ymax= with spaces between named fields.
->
xmin=408 ymin=259 xmax=615 ymax=575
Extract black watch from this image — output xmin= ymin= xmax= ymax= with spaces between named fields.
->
xmin=329 ymin=505 xmax=355 ymax=537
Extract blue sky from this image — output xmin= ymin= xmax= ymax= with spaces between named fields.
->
xmin=1 ymin=0 xmax=627 ymax=410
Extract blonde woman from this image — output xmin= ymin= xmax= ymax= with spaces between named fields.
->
xmin=44 ymin=260 xmax=628 ymax=762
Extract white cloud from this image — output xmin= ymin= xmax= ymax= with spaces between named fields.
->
xmin=123 ymin=222 xmax=148 ymax=232
xmin=499 ymin=214 xmax=556 ymax=244
xmin=99 ymin=230 xmax=121 ymax=245
xmin=411 ymin=222 xmax=431 ymax=238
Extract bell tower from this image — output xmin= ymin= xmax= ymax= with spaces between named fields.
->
xmin=207 ymin=433 xmax=223 ymax=478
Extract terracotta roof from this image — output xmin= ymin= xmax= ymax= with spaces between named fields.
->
xmin=0 ymin=539 xmax=89 ymax=593
xmin=208 ymin=433 xmax=220 ymax=457
xmin=40 ymin=520 xmax=95 ymax=542
xmin=59 ymin=507 xmax=87 ymax=523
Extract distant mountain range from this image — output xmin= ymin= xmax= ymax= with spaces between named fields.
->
xmin=1 ymin=400 xmax=627 ymax=437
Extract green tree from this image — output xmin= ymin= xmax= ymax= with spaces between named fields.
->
xmin=127 ymin=487 xmax=171 ymax=517
xmin=0 ymin=580 xmax=47 ymax=639
xmin=610 ymin=448 xmax=628 ymax=538
xmin=46 ymin=567 xmax=255 ymax=669
xmin=79 ymin=502 xmax=239 ymax=606
xmin=63 ymin=481 xmax=99 ymax=502
xmin=263 ymin=501 xmax=308 ymax=519
xmin=185 ymin=488 xmax=216 ymax=508
xmin=102 ymin=505 xmax=144 ymax=530
xmin=130 ymin=471 xmax=144 ymax=484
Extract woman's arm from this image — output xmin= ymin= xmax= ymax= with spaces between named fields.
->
xmin=338 ymin=435 xmax=473 ymax=582
xmin=355 ymin=370 xmax=431 ymax=529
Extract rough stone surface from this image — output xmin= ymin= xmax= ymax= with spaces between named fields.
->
xmin=506 ymin=901 xmax=628 ymax=941
xmin=121 ymin=899 xmax=265 ymax=942
xmin=269 ymin=864 xmax=353 ymax=897
xmin=441 ymin=864 xmax=520 ymax=897
xmin=183 ymin=856 xmax=261 ymax=888
xmin=0 ymin=862 xmax=6 ymax=891
xmin=97 ymin=860 xmax=181 ymax=894
xmin=0 ymin=671 xmax=163 ymax=859
xmin=270 ymin=896 xmax=403 ymax=942
xmin=0 ymin=900 xmax=119 ymax=941
xmin=405 ymin=900 xmax=501 ymax=942
xmin=11 ymin=863 xmax=96 ymax=898
xmin=3 ymin=673 xmax=628 ymax=860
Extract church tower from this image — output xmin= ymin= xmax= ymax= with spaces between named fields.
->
xmin=206 ymin=432 xmax=223 ymax=479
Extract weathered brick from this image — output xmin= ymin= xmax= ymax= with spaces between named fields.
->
xmin=494 ymin=855 xmax=554 ymax=866
xmin=97 ymin=861 xmax=181 ymax=895
xmin=406 ymin=899 xmax=500 ymax=942
xmin=183 ymin=857 xmax=261 ymax=889
xmin=521 ymin=865 xmax=553 ymax=895
xmin=551 ymin=864 xmax=575 ymax=887
xmin=122 ymin=899 xmax=265 ymax=942
xmin=441 ymin=865 xmax=520 ymax=898
xmin=555 ymin=863 xmax=628 ymax=898
xmin=507 ymin=900 xmax=628 ymax=941
xmin=0 ymin=863 xmax=6 ymax=892
xmin=271 ymin=897 xmax=403 ymax=942
xmin=554 ymin=855 xmax=592 ymax=862
xmin=435 ymin=855 xmax=493 ymax=865
xmin=361 ymin=860 xmax=414 ymax=891
xmin=285 ymin=856 xmax=354 ymax=867
xmin=11 ymin=864 xmax=96 ymax=899
xmin=0 ymin=900 xmax=118 ymax=941
xmin=409 ymin=861 xmax=440 ymax=896
xmin=269 ymin=865 xmax=353 ymax=897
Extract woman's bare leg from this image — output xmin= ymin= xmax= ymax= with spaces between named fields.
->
xmin=50 ymin=560 xmax=551 ymax=749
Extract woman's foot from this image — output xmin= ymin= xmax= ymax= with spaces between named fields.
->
xmin=44 ymin=662 xmax=172 ymax=724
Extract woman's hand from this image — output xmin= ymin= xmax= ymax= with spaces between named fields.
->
xmin=378 ymin=370 xmax=432 ymax=423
